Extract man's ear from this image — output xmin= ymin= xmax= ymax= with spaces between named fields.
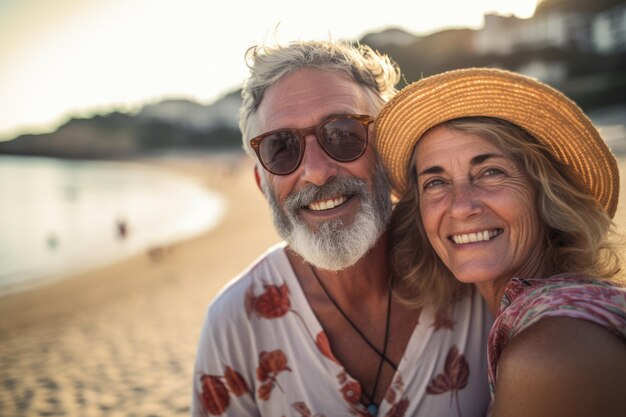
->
xmin=254 ymin=165 xmax=264 ymax=193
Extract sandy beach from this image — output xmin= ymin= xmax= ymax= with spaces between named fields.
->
xmin=0 ymin=152 xmax=625 ymax=417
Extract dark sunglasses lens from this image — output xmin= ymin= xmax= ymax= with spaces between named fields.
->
xmin=259 ymin=131 xmax=302 ymax=175
xmin=320 ymin=118 xmax=367 ymax=161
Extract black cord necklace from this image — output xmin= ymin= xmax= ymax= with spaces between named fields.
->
xmin=310 ymin=266 xmax=393 ymax=416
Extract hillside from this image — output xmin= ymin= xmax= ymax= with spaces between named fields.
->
xmin=0 ymin=91 xmax=243 ymax=159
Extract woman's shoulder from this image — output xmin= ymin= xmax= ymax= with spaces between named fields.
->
xmin=496 ymin=275 xmax=626 ymax=332
xmin=491 ymin=316 xmax=626 ymax=416
xmin=490 ymin=275 xmax=626 ymax=362
xmin=499 ymin=315 xmax=624 ymax=368
xmin=487 ymin=275 xmax=626 ymax=404
xmin=500 ymin=275 xmax=625 ymax=309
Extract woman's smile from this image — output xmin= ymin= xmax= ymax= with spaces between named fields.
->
xmin=449 ymin=228 xmax=503 ymax=245
xmin=415 ymin=125 xmax=543 ymax=287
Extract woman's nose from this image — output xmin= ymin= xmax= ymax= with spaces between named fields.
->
xmin=448 ymin=182 xmax=483 ymax=218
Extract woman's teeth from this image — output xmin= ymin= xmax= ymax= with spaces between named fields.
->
xmin=451 ymin=229 xmax=501 ymax=244
xmin=308 ymin=196 xmax=347 ymax=211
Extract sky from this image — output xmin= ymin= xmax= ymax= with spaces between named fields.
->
xmin=0 ymin=0 xmax=538 ymax=141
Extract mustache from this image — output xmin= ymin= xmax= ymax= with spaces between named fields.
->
xmin=284 ymin=177 xmax=369 ymax=212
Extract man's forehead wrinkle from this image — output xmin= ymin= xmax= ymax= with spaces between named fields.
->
xmin=260 ymin=97 xmax=369 ymax=134
xmin=255 ymin=70 xmax=370 ymax=134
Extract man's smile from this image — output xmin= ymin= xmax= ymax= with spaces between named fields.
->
xmin=307 ymin=195 xmax=348 ymax=211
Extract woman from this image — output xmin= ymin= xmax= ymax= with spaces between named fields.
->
xmin=376 ymin=68 xmax=626 ymax=416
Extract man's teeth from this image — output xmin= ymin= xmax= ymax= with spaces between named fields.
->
xmin=451 ymin=229 xmax=501 ymax=244
xmin=308 ymin=196 xmax=347 ymax=211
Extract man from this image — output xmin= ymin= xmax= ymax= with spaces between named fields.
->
xmin=192 ymin=40 xmax=492 ymax=416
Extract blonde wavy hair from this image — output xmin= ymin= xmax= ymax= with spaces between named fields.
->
xmin=239 ymin=39 xmax=401 ymax=155
xmin=390 ymin=117 xmax=624 ymax=311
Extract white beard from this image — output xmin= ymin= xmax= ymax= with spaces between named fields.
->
xmin=260 ymin=161 xmax=392 ymax=271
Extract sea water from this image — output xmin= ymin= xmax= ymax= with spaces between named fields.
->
xmin=0 ymin=155 xmax=225 ymax=296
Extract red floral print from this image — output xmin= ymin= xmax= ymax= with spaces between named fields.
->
xmin=384 ymin=374 xmax=409 ymax=415
xmin=385 ymin=388 xmax=396 ymax=405
xmin=257 ymin=350 xmax=291 ymax=381
xmin=256 ymin=350 xmax=292 ymax=400
xmin=224 ymin=365 xmax=250 ymax=396
xmin=337 ymin=371 xmax=348 ymax=385
xmin=432 ymin=309 xmax=455 ymax=331
xmin=315 ymin=331 xmax=340 ymax=364
xmin=426 ymin=345 xmax=469 ymax=417
xmin=200 ymin=374 xmax=230 ymax=415
xmin=199 ymin=365 xmax=250 ymax=415
xmin=258 ymin=383 xmax=273 ymax=401
xmin=292 ymin=401 xmax=328 ymax=417
xmin=385 ymin=398 xmax=409 ymax=417
xmin=340 ymin=380 xmax=362 ymax=405
xmin=247 ymin=283 xmax=291 ymax=319
xmin=292 ymin=401 xmax=313 ymax=417
xmin=244 ymin=284 xmax=256 ymax=317
xmin=246 ymin=281 xmax=320 ymax=345
xmin=334 ymin=372 xmax=372 ymax=416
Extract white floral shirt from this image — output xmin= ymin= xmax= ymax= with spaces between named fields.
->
xmin=192 ymin=243 xmax=493 ymax=417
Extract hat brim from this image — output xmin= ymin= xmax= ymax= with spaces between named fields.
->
xmin=376 ymin=68 xmax=619 ymax=218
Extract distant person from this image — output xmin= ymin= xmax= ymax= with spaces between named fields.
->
xmin=116 ymin=218 xmax=128 ymax=240
xmin=46 ymin=232 xmax=59 ymax=250
xmin=191 ymin=41 xmax=492 ymax=416
xmin=377 ymin=68 xmax=626 ymax=416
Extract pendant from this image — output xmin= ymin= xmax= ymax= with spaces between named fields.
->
xmin=367 ymin=403 xmax=378 ymax=415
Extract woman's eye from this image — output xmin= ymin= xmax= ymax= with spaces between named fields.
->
xmin=483 ymin=168 xmax=504 ymax=177
xmin=423 ymin=178 xmax=444 ymax=189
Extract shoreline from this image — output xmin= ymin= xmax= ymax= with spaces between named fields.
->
xmin=0 ymin=155 xmax=228 ymax=300
xmin=0 ymin=152 xmax=281 ymax=333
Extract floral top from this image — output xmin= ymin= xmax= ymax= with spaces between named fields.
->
xmin=488 ymin=275 xmax=626 ymax=401
xmin=192 ymin=243 xmax=493 ymax=417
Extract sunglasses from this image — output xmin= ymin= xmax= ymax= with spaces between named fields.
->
xmin=249 ymin=114 xmax=374 ymax=175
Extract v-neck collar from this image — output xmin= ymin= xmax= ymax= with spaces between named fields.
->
xmin=274 ymin=245 xmax=434 ymax=414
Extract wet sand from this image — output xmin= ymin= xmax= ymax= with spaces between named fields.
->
xmin=0 ymin=153 xmax=624 ymax=417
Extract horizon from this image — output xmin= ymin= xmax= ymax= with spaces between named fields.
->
xmin=0 ymin=0 xmax=538 ymax=142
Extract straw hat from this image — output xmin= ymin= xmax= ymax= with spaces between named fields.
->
xmin=376 ymin=67 xmax=620 ymax=217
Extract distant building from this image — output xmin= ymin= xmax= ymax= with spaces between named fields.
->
xmin=515 ymin=60 xmax=568 ymax=85
xmin=593 ymin=3 xmax=626 ymax=53
xmin=474 ymin=14 xmax=520 ymax=55
xmin=474 ymin=12 xmax=594 ymax=55
xmin=362 ymin=28 xmax=417 ymax=49
xmin=471 ymin=4 xmax=626 ymax=84
xmin=138 ymin=92 xmax=240 ymax=131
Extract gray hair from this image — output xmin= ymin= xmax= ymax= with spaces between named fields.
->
xmin=239 ymin=39 xmax=401 ymax=155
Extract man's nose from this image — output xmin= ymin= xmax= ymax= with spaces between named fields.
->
xmin=298 ymin=135 xmax=338 ymax=186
